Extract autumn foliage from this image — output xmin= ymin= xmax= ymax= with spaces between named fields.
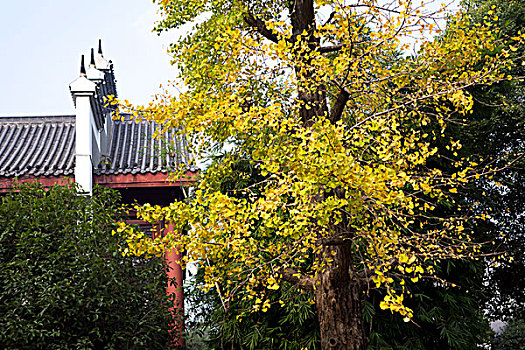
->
xmin=111 ymin=0 xmax=523 ymax=348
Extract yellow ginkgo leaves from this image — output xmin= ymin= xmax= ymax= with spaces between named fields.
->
xmin=110 ymin=0 xmax=521 ymax=331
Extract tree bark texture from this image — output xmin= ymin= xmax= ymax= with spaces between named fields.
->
xmin=289 ymin=0 xmax=328 ymax=126
xmin=315 ymin=242 xmax=368 ymax=350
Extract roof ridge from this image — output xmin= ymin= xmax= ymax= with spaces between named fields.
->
xmin=0 ymin=114 xmax=75 ymax=118
xmin=0 ymin=116 xmax=76 ymax=124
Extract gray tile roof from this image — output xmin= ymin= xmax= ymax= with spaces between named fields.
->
xmin=0 ymin=115 xmax=193 ymax=178
xmin=95 ymin=115 xmax=194 ymax=175
xmin=0 ymin=116 xmax=76 ymax=177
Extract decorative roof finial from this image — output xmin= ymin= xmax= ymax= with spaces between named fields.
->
xmin=94 ymin=39 xmax=110 ymax=70
xmin=90 ymin=48 xmax=96 ymax=66
xmin=80 ymin=55 xmax=86 ymax=76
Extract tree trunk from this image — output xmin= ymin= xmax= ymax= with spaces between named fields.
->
xmin=315 ymin=243 xmax=367 ymax=350
xmin=289 ymin=1 xmax=365 ymax=347
xmin=290 ymin=0 xmax=328 ymax=127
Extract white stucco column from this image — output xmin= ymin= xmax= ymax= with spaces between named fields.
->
xmin=86 ymin=48 xmax=106 ymax=163
xmin=95 ymin=40 xmax=113 ymax=160
xmin=70 ymin=55 xmax=96 ymax=194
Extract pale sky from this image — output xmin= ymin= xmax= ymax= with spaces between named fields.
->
xmin=0 ymin=0 xmax=180 ymax=116
xmin=0 ymin=0 xmax=460 ymax=116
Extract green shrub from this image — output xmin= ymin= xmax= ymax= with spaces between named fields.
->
xmin=0 ymin=184 xmax=175 ymax=349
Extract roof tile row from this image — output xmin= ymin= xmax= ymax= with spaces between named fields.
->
xmin=96 ymin=116 xmax=193 ymax=175
xmin=0 ymin=115 xmax=193 ymax=178
xmin=0 ymin=116 xmax=75 ymax=177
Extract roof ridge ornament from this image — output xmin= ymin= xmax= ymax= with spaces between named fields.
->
xmin=95 ymin=39 xmax=110 ymax=70
xmin=87 ymin=49 xmax=104 ymax=81
xmin=70 ymin=54 xmax=96 ymax=94
xmin=80 ymin=55 xmax=86 ymax=77
xmin=90 ymin=48 xmax=96 ymax=67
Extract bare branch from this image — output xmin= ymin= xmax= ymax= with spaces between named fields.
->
xmin=319 ymin=44 xmax=345 ymax=53
xmin=322 ymin=11 xmax=337 ymax=27
xmin=244 ymin=13 xmax=279 ymax=44
xmin=329 ymin=88 xmax=350 ymax=124
xmin=281 ymin=268 xmax=314 ymax=292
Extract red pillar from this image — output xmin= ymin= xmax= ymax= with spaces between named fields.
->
xmin=164 ymin=223 xmax=185 ymax=347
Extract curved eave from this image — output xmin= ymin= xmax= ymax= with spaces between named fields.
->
xmin=0 ymin=175 xmax=74 ymax=193
xmin=0 ymin=169 xmax=198 ymax=193
xmin=94 ymin=170 xmax=198 ymax=188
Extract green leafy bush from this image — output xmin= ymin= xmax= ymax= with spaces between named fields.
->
xmin=0 ymin=184 xmax=174 ymax=349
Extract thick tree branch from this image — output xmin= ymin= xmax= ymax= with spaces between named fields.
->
xmin=244 ymin=13 xmax=279 ymax=44
xmin=291 ymin=0 xmax=315 ymax=39
xmin=329 ymin=88 xmax=350 ymax=124
xmin=317 ymin=237 xmax=348 ymax=246
xmin=322 ymin=11 xmax=337 ymax=27
xmin=319 ymin=44 xmax=345 ymax=53
xmin=281 ymin=268 xmax=314 ymax=292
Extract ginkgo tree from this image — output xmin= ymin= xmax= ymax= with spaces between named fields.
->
xmin=112 ymin=0 xmax=523 ymax=348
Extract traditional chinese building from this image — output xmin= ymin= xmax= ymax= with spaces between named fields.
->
xmin=0 ymin=40 xmax=194 ymax=346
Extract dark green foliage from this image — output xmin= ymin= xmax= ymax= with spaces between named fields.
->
xmin=366 ymin=260 xmax=491 ymax=350
xmin=0 ymin=184 xmax=174 ymax=349
xmin=492 ymin=318 xmax=525 ymax=350
xmin=460 ymin=0 xmax=525 ymax=321
xmin=185 ymin=260 xmax=491 ymax=350
xmin=185 ymin=269 xmax=319 ymax=350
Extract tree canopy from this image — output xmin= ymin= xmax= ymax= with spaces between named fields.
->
xmin=182 ymin=154 xmax=490 ymax=350
xmin=112 ymin=0 xmax=524 ymax=348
